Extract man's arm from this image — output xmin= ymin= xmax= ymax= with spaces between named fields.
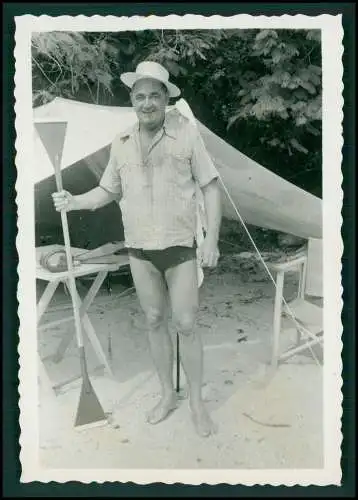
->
xmin=189 ymin=124 xmax=222 ymax=267
xmin=198 ymin=178 xmax=222 ymax=267
xmin=201 ymin=178 xmax=222 ymax=244
xmin=52 ymin=186 xmax=119 ymax=212
xmin=75 ymin=186 xmax=119 ymax=211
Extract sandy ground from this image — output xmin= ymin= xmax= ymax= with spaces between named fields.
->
xmin=37 ymin=255 xmax=323 ymax=470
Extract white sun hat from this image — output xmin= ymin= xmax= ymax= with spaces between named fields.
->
xmin=120 ymin=61 xmax=181 ymax=98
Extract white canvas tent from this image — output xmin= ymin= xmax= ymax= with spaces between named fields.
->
xmin=33 ymin=97 xmax=322 ymax=247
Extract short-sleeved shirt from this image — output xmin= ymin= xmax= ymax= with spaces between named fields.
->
xmin=100 ymin=108 xmax=218 ymax=250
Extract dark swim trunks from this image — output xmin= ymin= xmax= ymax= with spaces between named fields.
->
xmin=127 ymin=246 xmax=197 ymax=274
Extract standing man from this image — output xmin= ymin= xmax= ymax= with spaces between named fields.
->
xmin=52 ymin=61 xmax=222 ymax=437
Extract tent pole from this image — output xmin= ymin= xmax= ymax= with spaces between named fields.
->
xmin=176 ymin=332 xmax=180 ymax=393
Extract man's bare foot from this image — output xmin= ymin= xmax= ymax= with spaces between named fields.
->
xmin=146 ymin=393 xmax=177 ymax=424
xmin=190 ymin=401 xmax=218 ymax=437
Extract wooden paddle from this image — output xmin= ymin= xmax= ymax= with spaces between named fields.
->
xmin=35 ymin=120 xmax=107 ymax=430
xmin=53 ymin=154 xmax=107 ymax=429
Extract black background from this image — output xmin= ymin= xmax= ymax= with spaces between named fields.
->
xmin=3 ymin=2 xmax=356 ymax=497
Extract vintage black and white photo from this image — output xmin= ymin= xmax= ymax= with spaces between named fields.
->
xmin=15 ymin=14 xmax=343 ymax=484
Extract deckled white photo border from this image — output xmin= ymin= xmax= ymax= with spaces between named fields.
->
xmin=15 ymin=13 xmax=343 ymax=485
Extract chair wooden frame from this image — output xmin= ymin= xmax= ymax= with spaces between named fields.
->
xmin=268 ymin=251 xmax=323 ymax=367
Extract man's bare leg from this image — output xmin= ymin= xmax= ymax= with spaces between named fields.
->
xmin=165 ymin=259 xmax=217 ymax=437
xmin=129 ymin=256 xmax=176 ymax=424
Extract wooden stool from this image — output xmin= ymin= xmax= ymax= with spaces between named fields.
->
xmin=36 ymin=244 xmax=130 ymax=392
xmin=268 ymin=254 xmax=308 ymax=367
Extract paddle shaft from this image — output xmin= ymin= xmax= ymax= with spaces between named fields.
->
xmin=53 ymin=154 xmax=84 ymax=349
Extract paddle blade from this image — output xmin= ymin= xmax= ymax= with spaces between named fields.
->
xmin=74 ymin=346 xmax=107 ymax=430
xmin=74 ymin=379 xmax=108 ymax=430
xmin=34 ymin=120 xmax=67 ymax=168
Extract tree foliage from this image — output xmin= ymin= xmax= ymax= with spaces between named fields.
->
xmin=32 ymin=28 xmax=322 ymax=196
xmin=140 ymin=28 xmax=322 ymax=193
xmin=32 ymin=31 xmax=120 ymax=105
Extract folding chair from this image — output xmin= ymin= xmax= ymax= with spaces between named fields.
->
xmin=268 ymin=238 xmax=323 ymax=367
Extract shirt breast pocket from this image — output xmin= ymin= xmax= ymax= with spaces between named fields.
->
xmin=119 ymin=162 xmax=146 ymax=196
xmin=169 ymin=145 xmax=192 ymax=178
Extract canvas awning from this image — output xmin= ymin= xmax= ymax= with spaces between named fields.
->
xmin=33 ymin=97 xmax=322 ymax=240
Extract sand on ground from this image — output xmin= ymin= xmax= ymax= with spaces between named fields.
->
xmin=37 ymin=254 xmax=323 ymax=470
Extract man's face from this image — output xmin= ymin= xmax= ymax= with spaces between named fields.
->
xmin=130 ymin=78 xmax=169 ymax=131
